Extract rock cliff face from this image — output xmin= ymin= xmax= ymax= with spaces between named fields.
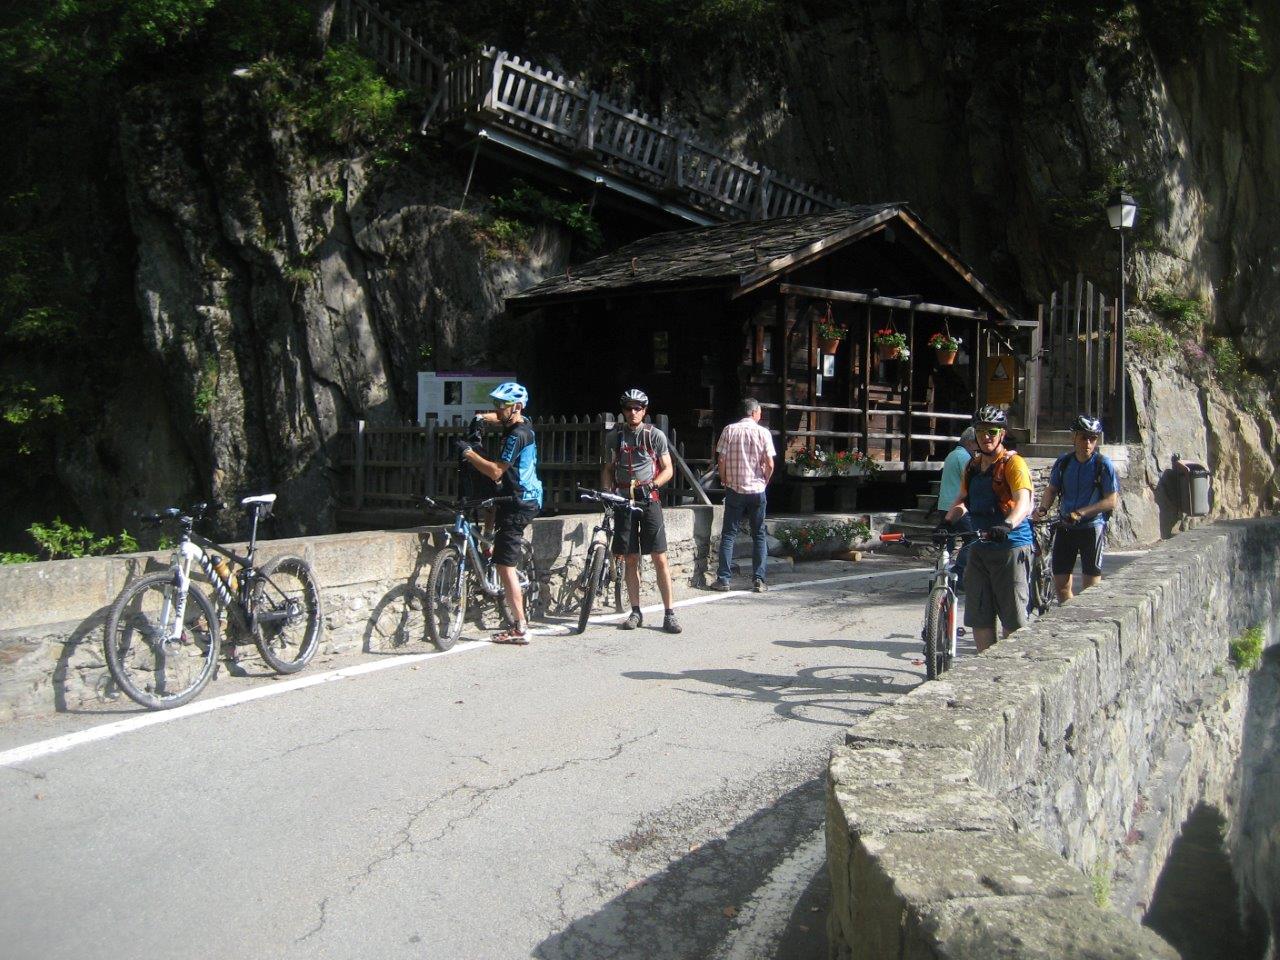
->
xmin=116 ymin=78 xmax=567 ymax=536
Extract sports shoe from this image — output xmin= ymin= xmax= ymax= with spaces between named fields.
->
xmin=753 ymin=578 xmax=767 ymax=593
xmin=619 ymin=610 xmax=643 ymax=630
xmin=663 ymin=612 xmax=682 ymax=634
xmin=709 ymin=579 xmax=731 ymax=592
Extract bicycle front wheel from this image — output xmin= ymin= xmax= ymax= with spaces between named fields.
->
xmin=576 ymin=543 xmax=608 ymax=634
xmin=425 ymin=545 xmax=467 ymax=651
xmin=502 ymin=542 xmax=543 ymax=626
xmin=922 ymin=587 xmax=950 ymax=681
xmin=104 ymin=573 xmax=221 ymax=710
xmin=1031 ymin=556 xmax=1056 ymax=615
xmin=253 ymin=556 xmax=323 ymax=673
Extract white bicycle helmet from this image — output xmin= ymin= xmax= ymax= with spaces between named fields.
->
xmin=974 ymin=405 xmax=1007 ymax=427
xmin=1071 ymin=413 xmax=1103 ymax=434
xmin=489 ymin=382 xmax=529 ymax=407
xmin=620 ymin=388 xmax=649 ymax=407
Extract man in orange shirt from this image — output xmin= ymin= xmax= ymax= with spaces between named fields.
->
xmin=710 ymin=398 xmax=776 ymax=592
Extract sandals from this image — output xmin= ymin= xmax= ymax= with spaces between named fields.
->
xmin=491 ymin=627 xmax=530 ymax=646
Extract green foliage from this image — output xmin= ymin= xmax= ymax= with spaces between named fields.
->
xmin=1127 ymin=323 xmax=1178 ymax=359
xmin=773 ymin=518 xmax=870 ymax=557
xmin=1090 ymin=858 xmax=1112 ymax=908
xmin=304 ymin=45 xmax=406 ymax=143
xmin=478 ymin=216 xmax=533 ymax=261
xmin=1140 ymin=0 xmax=1267 ymax=74
xmin=26 ymin=518 xmax=139 ymax=560
xmin=193 ymin=356 xmax=219 ymax=417
xmin=1 ymin=551 xmax=37 ymax=564
xmin=1146 ymin=290 xmax=1207 ymax=338
xmin=283 ymin=262 xmax=315 ymax=286
xmin=1205 ymin=336 xmax=1265 ymax=417
xmin=1229 ymin=625 xmax=1264 ymax=671
xmin=493 ymin=180 xmax=603 ymax=253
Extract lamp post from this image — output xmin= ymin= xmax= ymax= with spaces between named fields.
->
xmin=1106 ymin=189 xmax=1137 ymax=445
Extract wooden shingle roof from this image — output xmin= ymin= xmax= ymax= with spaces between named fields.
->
xmin=509 ymin=204 xmax=901 ymax=304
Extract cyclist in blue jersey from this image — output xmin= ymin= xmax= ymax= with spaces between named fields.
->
xmin=1033 ymin=414 xmax=1119 ymax=603
xmin=455 ymin=382 xmax=543 ymax=645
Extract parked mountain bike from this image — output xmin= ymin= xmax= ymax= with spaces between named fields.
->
xmin=1029 ymin=519 xmax=1062 ymax=616
xmin=569 ymin=487 xmax=645 ymax=634
xmin=880 ymin=528 xmax=982 ymax=680
xmin=420 ymin=494 xmax=543 ymax=650
xmin=103 ymin=495 xmax=322 ymax=710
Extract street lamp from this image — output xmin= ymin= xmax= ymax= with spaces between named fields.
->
xmin=1106 ymin=189 xmax=1137 ymax=444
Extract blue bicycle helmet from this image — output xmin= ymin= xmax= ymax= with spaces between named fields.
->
xmin=489 ymin=382 xmax=529 ymax=408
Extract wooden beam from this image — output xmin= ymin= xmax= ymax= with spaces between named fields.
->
xmin=778 ymin=283 xmax=989 ymax=322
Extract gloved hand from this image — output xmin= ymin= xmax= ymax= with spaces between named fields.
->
xmin=987 ymin=523 xmax=1011 ymax=542
xmin=467 ymin=415 xmax=486 ymax=443
xmin=453 ymin=439 xmax=474 ymax=458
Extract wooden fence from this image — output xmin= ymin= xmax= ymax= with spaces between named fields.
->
xmin=1026 ymin=275 xmax=1117 ymax=441
xmin=335 ymin=0 xmax=841 ymax=223
xmin=336 ymin=414 xmax=707 ymax=522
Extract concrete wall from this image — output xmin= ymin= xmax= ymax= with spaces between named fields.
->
xmin=827 ymin=519 xmax=1280 ymax=959
xmin=0 ymin=506 xmax=721 ymax=721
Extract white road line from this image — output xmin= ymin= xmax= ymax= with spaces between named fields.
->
xmin=711 ymin=827 xmax=827 ymax=960
xmin=0 ymin=566 xmax=927 ymax=768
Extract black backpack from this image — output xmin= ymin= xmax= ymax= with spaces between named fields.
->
xmin=1053 ymin=453 xmax=1110 ymax=521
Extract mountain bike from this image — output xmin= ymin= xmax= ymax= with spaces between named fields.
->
xmin=880 ymin=528 xmax=982 ymax=680
xmin=420 ymin=494 xmax=543 ymax=650
xmin=1029 ymin=519 xmax=1061 ymax=616
xmin=570 ymin=487 xmax=644 ymax=634
xmin=103 ymin=495 xmax=323 ymax=710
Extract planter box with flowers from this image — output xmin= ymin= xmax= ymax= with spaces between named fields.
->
xmin=873 ymin=329 xmax=909 ymax=361
xmin=830 ymin=449 xmax=881 ymax=477
xmin=786 ymin=448 xmax=831 ymax=478
xmin=927 ymin=332 xmax=962 ymax=365
xmin=773 ymin=518 xmax=872 ymax=560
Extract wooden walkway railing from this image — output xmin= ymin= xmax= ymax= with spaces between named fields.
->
xmin=336 ymin=414 xmax=707 ymax=524
xmin=335 ymin=0 xmax=841 ymax=224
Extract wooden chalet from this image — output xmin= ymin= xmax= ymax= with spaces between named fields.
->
xmin=507 ymin=204 xmax=1034 ymax=500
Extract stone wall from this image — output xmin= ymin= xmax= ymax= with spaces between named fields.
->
xmin=827 ymin=519 xmax=1280 ymax=958
xmin=0 ymin=506 xmax=721 ymax=721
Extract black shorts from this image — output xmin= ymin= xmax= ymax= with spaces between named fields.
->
xmin=611 ymin=499 xmax=667 ymax=556
xmin=1051 ymin=524 xmax=1106 ymax=577
xmin=494 ymin=501 xmax=539 ymax=567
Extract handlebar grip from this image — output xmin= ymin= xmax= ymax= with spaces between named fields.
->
xmin=879 ymin=532 xmax=905 ymax=543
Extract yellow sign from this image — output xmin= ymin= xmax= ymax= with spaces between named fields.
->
xmin=984 ymin=354 xmax=1016 ymax=405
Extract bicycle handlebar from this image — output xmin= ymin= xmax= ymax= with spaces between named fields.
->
xmin=135 ymin=502 xmax=221 ymax=525
xmin=576 ymin=486 xmax=645 ymax=511
xmin=880 ymin=529 xmax=987 ymax=547
xmin=419 ymin=494 xmax=514 ymax=514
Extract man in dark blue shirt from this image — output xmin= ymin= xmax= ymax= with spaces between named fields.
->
xmin=456 ymin=382 xmax=543 ymax=645
xmin=1034 ymin=414 xmax=1120 ymax=603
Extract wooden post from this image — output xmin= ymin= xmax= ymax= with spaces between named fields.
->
xmin=576 ymin=90 xmax=599 ymax=155
xmin=808 ymin=306 xmax=818 ymax=454
xmin=781 ymin=293 xmax=796 ymax=462
xmin=1028 ymin=305 xmax=1044 ymax=444
xmin=862 ymin=305 xmax=872 ymax=456
xmin=353 ymin=419 xmax=366 ymax=510
xmin=484 ymin=51 xmax=506 ymax=112
xmin=903 ymin=305 xmax=915 ymax=463
xmin=754 ymin=168 xmax=772 ymax=220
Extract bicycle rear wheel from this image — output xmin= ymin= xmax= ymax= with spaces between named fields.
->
xmin=425 ymin=545 xmax=467 ymax=651
xmin=576 ymin=542 xmax=608 ymax=634
xmin=922 ymin=587 xmax=949 ymax=681
xmin=104 ymin=572 xmax=221 ymax=710
xmin=253 ymin=555 xmax=322 ymax=673
xmin=1030 ymin=554 xmax=1055 ymax=616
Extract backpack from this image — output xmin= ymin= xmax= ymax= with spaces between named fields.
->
xmin=962 ymin=450 xmax=1022 ymax=516
xmin=1052 ymin=452 xmax=1111 ymax=522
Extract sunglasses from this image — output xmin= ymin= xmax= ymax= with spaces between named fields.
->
xmin=1081 ymin=433 xmax=1100 ymax=442
xmin=979 ymin=428 xmax=1004 ymax=438
xmin=492 ymin=400 xmax=514 ymax=410
xmin=622 ymin=404 xmax=646 ymax=412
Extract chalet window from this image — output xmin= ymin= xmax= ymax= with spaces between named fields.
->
xmin=653 ymin=331 xmax=670 ymax=371
xmin=761 ymin=329 xmax=775 ymax=373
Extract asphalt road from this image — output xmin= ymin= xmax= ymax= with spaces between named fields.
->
xmin=0 ymin=555 xmax=973 ymax=959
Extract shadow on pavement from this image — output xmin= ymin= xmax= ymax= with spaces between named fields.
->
xmin=535 ymin=777 xmax=827 ymax=960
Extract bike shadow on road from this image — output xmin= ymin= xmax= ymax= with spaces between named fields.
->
xmin=534 ymin=774 xmax=830 ymax=960
xmin=621 ymin=662 xmax=918 ymax=728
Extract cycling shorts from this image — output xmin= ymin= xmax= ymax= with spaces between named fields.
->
xmin=493 ymin=501 xmax=539 ymax=567
xmin=963 ymin=545 xmax=1031 ymax=633
xmin=1052 ymin=525 xmax=1106 ymax=577
xmin=611 ymin=500 xmax=667 ymax=556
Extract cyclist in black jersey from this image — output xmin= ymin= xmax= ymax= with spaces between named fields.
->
xmin=601 ymin=389 xmax=682 ymax=634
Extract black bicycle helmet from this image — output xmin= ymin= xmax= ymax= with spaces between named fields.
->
xmin=974 ymin=405 xmax=1007 ymax=427
xmin=1071 ymin=413 xmax=1103 ymax=434
xmin=620 ymin=388 xmax=649 ymax=407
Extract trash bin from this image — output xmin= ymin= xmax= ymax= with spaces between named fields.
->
xmin=1172 ymin=454 xmax=1212 ymax=517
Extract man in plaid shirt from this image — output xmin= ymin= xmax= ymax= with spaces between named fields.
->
xmin=711 ymin=398 xmax=776 ymax=592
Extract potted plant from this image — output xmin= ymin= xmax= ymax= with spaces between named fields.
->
xmin=816 ymin=312 xmax=845 ymax=355
xmin=873 ymin=328 xmax=909 ymax=360
xmin=832 ymin=449 xmax=880 ymax=477
xmin=927 ymin=331 xmax=962 ymax=365
xmin=773 ymin=517 xmax=872 ymax=560
xmin=786 ymin=447 xmax=830 ymax=478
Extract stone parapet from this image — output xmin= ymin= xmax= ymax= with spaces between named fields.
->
xmin=0 ymin=506 xmax=721 ymax=721
xmin=827 ymin=519 xmax=1280 ymax=959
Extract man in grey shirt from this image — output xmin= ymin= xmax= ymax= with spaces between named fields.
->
xmin=601 ymin=388 xmax=681 ymax=634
